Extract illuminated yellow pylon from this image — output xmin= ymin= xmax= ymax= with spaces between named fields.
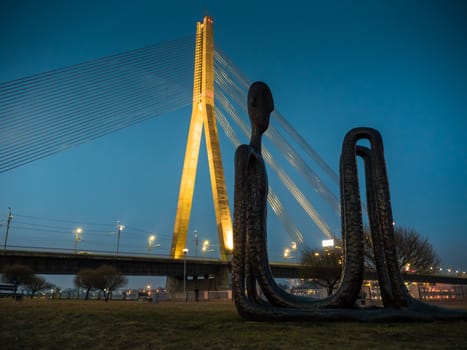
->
xmin=171 ymin=16 xmax=233 ymax=261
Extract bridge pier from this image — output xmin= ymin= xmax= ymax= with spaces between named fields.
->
xmin=166 ymin=265 xmax=231 ymax=299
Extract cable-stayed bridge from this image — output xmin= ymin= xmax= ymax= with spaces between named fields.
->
xmin=0 ymin=17 xmax=341 ymax=266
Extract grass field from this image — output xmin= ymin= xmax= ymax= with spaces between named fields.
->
xmin=0 ymin=299 xmax=466 ymax=350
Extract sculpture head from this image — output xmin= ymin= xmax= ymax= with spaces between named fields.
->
xmin=248 ymin=81 xmax=274 ymax=135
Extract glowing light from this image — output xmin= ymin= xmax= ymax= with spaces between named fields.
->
xmin=225 ymin=229 xmax=234 ymax=251
xmin=202 ymin=240 xmax=210 ymax=252
xmin=322 ymin=239 xmax=334 ymax=248
xmin=73 ymin=227 xmax=83 ymax=253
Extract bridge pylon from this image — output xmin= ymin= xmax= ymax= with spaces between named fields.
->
xmin=170 ymin=16 xmax=233 ymax=261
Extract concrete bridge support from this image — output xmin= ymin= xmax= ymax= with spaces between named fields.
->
xmin=166 ymin=265 xmax=231 ymax=298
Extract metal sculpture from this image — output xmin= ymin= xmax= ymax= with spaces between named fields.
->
xmin=232 ymin=81 xmax=467 ymax=321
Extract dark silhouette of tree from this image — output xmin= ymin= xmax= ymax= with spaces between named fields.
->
xmin=1 ymin=264 xmax=34 ymax=297
xmin=365 ymin=226 xmax=441 ymax=273
xmin=93 ymin=265 xmax=127 ymax=302
xmin=74 ymin=268 xmax=97 ymax=300
xmin=24 ymin=276 xmax=54 ymax=298
xmin=301 ymin=248 xmax=343 ymax=296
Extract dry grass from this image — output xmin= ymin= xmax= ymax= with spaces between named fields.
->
xmin=0 ymin=299 xmax=466 ymax=349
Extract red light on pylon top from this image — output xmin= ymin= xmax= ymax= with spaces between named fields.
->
xmin=205 ymin=16 xmax=213 ymax=24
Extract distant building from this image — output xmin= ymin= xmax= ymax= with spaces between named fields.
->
xmin=290 ymin=280 xmax=327 ymax=298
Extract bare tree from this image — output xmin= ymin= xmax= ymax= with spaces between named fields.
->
xmin=93 ymin=265 xmax=127 ymax=302
xmin=24 ymin=276 xmax=54 ymax=298
xmin=74 ymin=268 xmax=97 ymax=300
xmin=1 ymin=264 xmax=34 ymax=297
xmin=365 ymin=226 xmax=440 ymax=273
xmin=301 ymin=248 xmax=343 ymax=296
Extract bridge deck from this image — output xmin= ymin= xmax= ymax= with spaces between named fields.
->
xmin=1 ymin=250 xmax=466 ymax=285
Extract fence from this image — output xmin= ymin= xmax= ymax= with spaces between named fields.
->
xmin=171 ymin=290 xmax=232 ymax=301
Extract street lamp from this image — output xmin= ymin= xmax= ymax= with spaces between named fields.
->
xmin=194 ymin=230 xmax=199 ymax=257
xmin=291 ymin=241 xmax=297 ymax=262
xmin=116 ymin=221 xmax=125 ymax=256
xmin=147 ymin=234 xmax=160 ymax=252
xmin=283 ymin=248 xmax=290 ymax=260
xmin=3 ymin=207 xmax=13 ymax=253
xmin=74 ymin=227 xmax=83 ymax=254
xmin=182 ymin=248 xmax=189 ymax=301
xmin=284 ymin=241 xmax=297 ymax=261
xmin=202 ymin=240 xmax=214 ymax=255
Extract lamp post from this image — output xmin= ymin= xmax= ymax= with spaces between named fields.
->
xmin=291 ymin=241 xmax=297 ymax=262
xmin=74 ymin=227 xmax=83 ymax=254
xmin=146 ymin=284 xmax=151 ymax=298
xmin=3 ymin=207 xmax=13 ymax=253
xmin=147 ymin=234 xmax=160 ymax=252
xmin=194 ymin=230 xmax=199 ymax=256
xmin=182 ymin=248 xmax=189 ymax=301
xmin=201 ymin=240 xmax=214 ymax=255
xmin=284 ymin=241 xmax=298 ymax=261
xmin=116 ymin=221 xmax=125 ymax=256
xmin=283 ymin=248 xmax=290 ymax=261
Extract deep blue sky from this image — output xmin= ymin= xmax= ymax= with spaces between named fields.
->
xmin=1 ymin=1 xmax=466 ymax=288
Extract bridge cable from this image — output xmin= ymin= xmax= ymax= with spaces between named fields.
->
xmin=215 ymin=106 xmax=307 ymax=250
xmin=0 ymin=36 xmax=195 ymax=173
xmin=214 ymin=48 xmax=339 ymax=185
xmin=215 ymin=86 xmax=333 ymax=240
xmin=214 ymin=55 xmax=340 ymax=215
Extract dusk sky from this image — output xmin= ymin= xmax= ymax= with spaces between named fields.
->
xmin=1 ymin=1 xmax=466 ymax=288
